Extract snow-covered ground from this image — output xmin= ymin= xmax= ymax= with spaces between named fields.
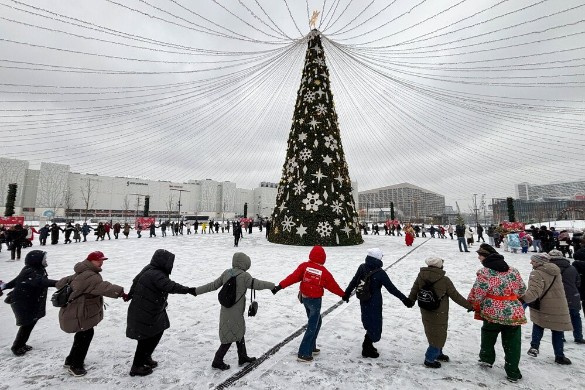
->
xmin=1 ymin=230 xmax=583 ymax=389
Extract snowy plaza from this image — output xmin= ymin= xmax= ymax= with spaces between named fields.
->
xmin=1 ymin=231 xmax=583 ymax=389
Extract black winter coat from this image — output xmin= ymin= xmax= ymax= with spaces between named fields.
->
xmin=126 ymin=249 xmax=190 ymax=340
xmin=345 ymin=256 xmax=407 ymax=342
xmin=572 ymin=249 xmax=585 ymax=300
xmin=4 ymin=254 xmax=57 ymax=326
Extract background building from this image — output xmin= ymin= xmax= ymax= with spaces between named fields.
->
xmin=492 ymin=198 xmax=585 ymax=224
xmin=358 ymin=183 xmax=445 ymax=222
xmin=0 ymin=157 xmax=279 ymax=223
xmin=516 ymin=180 xmax=585 ymax=201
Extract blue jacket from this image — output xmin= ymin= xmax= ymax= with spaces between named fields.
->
xmin=345 ymin=256 xmax=407 ymax=342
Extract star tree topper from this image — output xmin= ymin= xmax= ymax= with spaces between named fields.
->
xmin=309 ymin=10 xmax=320 ymax=29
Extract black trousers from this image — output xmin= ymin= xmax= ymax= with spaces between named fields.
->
xmin=132 ymin=331 xmax=164 ymax=366
xmin=234 ymin=236 xmax=240 ymax=246
xmin=68 ymin=328 xmax=94 ymax=368
xmin=13 ymin=320 xmax=37 ymax=349
xmin=10 ymin=245 xmax=22 ymax=260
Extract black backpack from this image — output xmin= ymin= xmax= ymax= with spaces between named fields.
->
xmin=51 ymin=284 xmax=73 ymax=308
xmin=355 ymin=268 xmax=382 ymax=301
xmin=417 ymin=277 xmax=443 ymax=311
xmin=218 ymin=272 xmax=246 ymax=308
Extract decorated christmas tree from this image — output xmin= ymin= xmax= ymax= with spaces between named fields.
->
xmin=268 ymin=30 xmax=363 ymax=246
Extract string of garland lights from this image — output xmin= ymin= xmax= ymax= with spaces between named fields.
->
xmin=1 ymin=0 xmax=584 ymax=212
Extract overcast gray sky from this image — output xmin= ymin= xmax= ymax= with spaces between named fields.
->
xmin=1 ymin=0 xmax=584 ymax=210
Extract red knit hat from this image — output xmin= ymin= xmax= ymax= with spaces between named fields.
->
xmin=309 ymin=245 xmax=326 ymax=264
xmin=87 ymin=251 xmax=108 ymax=261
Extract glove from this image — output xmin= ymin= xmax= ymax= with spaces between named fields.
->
xmin=271 ymin=285 xmax=282 ymax=295
xmin=342 ymin=293 xmax=350 ymax=303
xmin=467 ymin=308 xmax=474 ymax=313
xmin=188 ymin=287 xmax=197 ymax=296
xmin=402 ymin=298 xmax=415 ymax=308
xmin=121 ymin=293 xmax=130 ymax=302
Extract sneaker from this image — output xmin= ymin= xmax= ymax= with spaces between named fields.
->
xmin=211 ymin=362 xmax=230 ymax=370
xmin=527 ymin=347 xmax=539 ymax=357
xmin=68 ymin=366 xmax=87 ymax=377
xmin=129 ymin=364 xmax=153 ymax=377
xmin=506 ymin=375 xmax=522 ymax=383
xmin=437 ymin=354 xmax=450 ymax=362
xmin=478 ymin=360 xmax=493 ymax=368
xmin=555 ymin=356 xmax=572 ymax=365
xmin=575 ymin=339 xmax=585 ymax=344
xmin=424 ymin=360 xmax=441 ymax=368
xmin=297 ymin=355 xmax=314 ymax=363
xmin=312 ymin=348 xmax=320 ymax=355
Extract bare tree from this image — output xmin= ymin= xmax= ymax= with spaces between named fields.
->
xmin=122 ymin=195 xmax=130 ymax=223
xmin=165 ymin=194 xmax=175 ymax=221
xmin=36 ymin=163 xmax=69 ymax=214
xmin=80 ymin=178 xmax=98 ymax=222
xmin=62 ymin=186 xmax=74 ymax=220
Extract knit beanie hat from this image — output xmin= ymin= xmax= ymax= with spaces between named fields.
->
xmin=309 ymin=245 xmax=326 ymax=264
xmin=476 ymin=243 xmax=497 ymax=257
xmin=531 ymin=253 xmax=550 ymax=265
xmin=548 ymin=249 xmax=564 ymax=258
xmin=367 ymin=248 xmax=384 ymax=260
xmin=425 ymin=257 xmax=444 ymax=268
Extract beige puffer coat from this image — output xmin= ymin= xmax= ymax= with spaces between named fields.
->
xmin=522 ymin=262 xmax=572 ymax=331
xmin=55 ymin=260 xmax=124 ymax=333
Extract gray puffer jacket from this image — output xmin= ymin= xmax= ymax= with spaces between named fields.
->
xmin=196 ymin=252 xmax=274 ymax=343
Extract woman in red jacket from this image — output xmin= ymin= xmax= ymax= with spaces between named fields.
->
xmin=272 ymin=246 xmax=346 ymax=362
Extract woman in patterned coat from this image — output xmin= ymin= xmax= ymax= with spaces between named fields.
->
xmin=467 ymin=243 xmax=526 ymax=383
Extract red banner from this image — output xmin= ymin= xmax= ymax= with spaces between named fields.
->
xmin=135 ymin=217 xmax=155 ymax=230
xmin=0 ymin=216 xmax=25 ymax=227
xmin=385 ymin=219 xmax=401 ymax=227
xmin=501 ymin=221 xmax=525 ymax=231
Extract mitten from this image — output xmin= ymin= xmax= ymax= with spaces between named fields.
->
xmin=188 ymin=287 xmax=197 ymax=296
xmin=121 ymin=293 xmax=130 ymax=302
xmin=271 ymin=285 xmax=282 ymax=295
xmin=342 ymin=292 xmax=350 ymax=303
xmin=402 ymin=298 xmax=415 ymax=308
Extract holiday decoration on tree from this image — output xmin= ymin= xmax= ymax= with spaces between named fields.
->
xmin=268 ymin=30 xmax=363 ymax=246
xmin=506 ymin=197 xmax=516 ymax=222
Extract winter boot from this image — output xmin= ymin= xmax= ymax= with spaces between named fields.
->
xmin=129 ymin=364 xmax=153 ymax=377
xmin=361 ymin=334 xmax=379 ymax=358
xmin=212 ymin=343 xmax=231 ymax=370
xmin=145 ymin=356 xmax=158 ymax=368
xmin=437 ymin=354 xmax=450 ymax=362
xmin=68 ymin=365 xmax=87 ymax=377
xmin=236 ymin=339 xmax=256 ymax=366
xmin=527 ymin=347 xmax=539 ymax=357
xmin=424 ymin=360 xmax=441 ymax=368
xmin=11 ymin=346 xmax=27 ymax=356
xmin=555 ymin=356 xmax=572 ymax=365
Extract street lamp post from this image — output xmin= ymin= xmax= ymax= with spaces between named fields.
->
xmin=170 ymin=189 xmax=189 ymax=222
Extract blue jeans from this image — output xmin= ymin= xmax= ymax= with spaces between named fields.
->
xmin=568 ymin=308 xmax=583 ymax=341
xmin=532 ymin=240 xmax=542 ymax=252
xmin=425 ymin=345 xmax=441 ymax=363
xmin=299 ymin=297 xmax=322 ymax=357
xmin=457 ymin=237 xmax=468 ymax=252
xmin=531 ymin=324 xmax=565 ymax=357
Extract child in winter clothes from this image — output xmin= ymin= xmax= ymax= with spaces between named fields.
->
xmin=468 ymin=243 xmax=526 ymax=383
xmin=195 ymin=252 xmax=274 ymax=370
xmin=272 ymin=246 xmax=346 ymax=362
xmin=345 ymin=248 xmax=412 ymax=358
xmin=407 ymin=257 xmax=473 ymax=368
